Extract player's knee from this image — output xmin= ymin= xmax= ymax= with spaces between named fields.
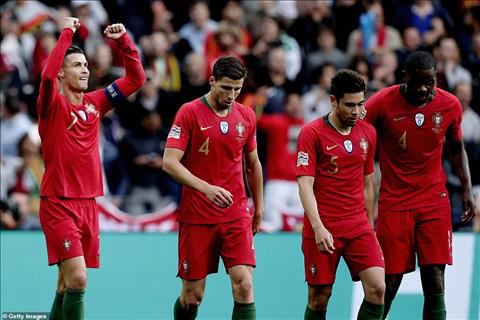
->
xmin=65 ymin=270 xmax=87 ymax=289
xmin=233 ymin=278 xmax=253 ymax=299
xmin=309 ymin=288 xmax=331 ymax=311
xmin=183 ymin=286 xmax=204 ymax=306
xmin=365 ymin=281 xmax=386 ymax=302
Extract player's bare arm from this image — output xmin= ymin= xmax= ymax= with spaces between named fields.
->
xmin=244 ymin=149 xmax=264 ymax=234
xmin=364 ymin=173 xmax=375 ymax=229
xmin=298 ymin=175 xmax=335 ymax=254
xmin=162 ymin=147 xmax=233 ymax=208
xmin=445 ymin=137 xmax=478 ymax=222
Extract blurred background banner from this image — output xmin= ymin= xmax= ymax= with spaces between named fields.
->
xmin=1 ymin=231 xmax=479 ymax=320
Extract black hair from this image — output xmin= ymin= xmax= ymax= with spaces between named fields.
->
xmin=405 ymin=51 xmax=436 ymax=72
xmin=212 ymin=56 xmax=247 ymax=81
xmin=330 ymin=69 xmax=366 ymax=102
xmin=64 ymin=44 xmax=84 ymax=59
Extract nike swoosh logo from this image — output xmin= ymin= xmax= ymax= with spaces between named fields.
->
xmin=200 ymin=126 xmax=212 ymax=131
xmin=326 ymin=145 xmax=338 ymax=151
xmin=393 ymin=116 xmax=407 ymax=121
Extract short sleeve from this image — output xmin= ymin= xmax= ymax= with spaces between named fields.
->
xmin=296 ymin=125 xmax=318 ymax=177
xmin=447 ymin=97 xmax=463 ymax=142
xmin=364 ymin=126 xmax=377 ymax=175
xmin=165 ymin=104 xmax=193 ymax=151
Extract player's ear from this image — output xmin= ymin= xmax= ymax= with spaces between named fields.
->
xmin=58 ymin=68 xmax=65 ymax=79
xmin=329 ymin=95 xmax=337 ymax=108
xmin=209 ymin=76 xmax=216 ymax=87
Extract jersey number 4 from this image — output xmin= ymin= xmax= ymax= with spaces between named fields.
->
xmin=198 ymin=138 xmax=210 ymax=155
xmin=398 ymin=131 xmax=407 ymax=150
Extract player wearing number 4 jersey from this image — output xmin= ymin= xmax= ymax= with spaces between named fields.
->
xmin=297 ymin=70 xmax=385 ymax=320
xmin=37 ymin=17 xmax=145 ymax=320
xmin=163 ymin=56 xmax=263 ymax=320
xmin=365 ymin=51 xmax=478 ymax=320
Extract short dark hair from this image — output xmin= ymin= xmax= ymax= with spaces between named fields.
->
xmin=405 ymin=51 xmax=436 ymax=72
xmin=64 ymin=45 xmax=84 ymax=60
xmin=212 ymin=56 xmax=247 ymax=81
xmin=330 ymin=69 xmax=366 ymax=101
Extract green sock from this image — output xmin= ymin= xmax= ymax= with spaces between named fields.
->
xmin=62 ymin=288 xmax=84 ymax=320
xmin=173 ymin=297 xmax=198 ymax=320
xmin=357 ymin=299 xmax=384 ymax=320
xmin=382 ymin=299 xmax=393 ymax=320
xmin=232 ymin=301 xmax=256 ymax=320
xmin=49 ymin=291 xmax=64 ymax=320
xmin=304 ymin=305 xmax=326 ymax=320
xmin=423 ymin=293 xmax=446 ymax=320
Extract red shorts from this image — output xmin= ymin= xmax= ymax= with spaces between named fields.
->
xmin=177 ymin=217 xmax=255 ymax=280
xmin=376 ymin=204 xmax=452 ymax=275
xmin=302 ymin=229 xmax=384 ymax=285
xmin=39 ymin=197 xmax=100 ymax=268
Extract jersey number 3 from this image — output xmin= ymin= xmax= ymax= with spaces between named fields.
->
xmin=198 ymin=137 xmax=210 ymax=155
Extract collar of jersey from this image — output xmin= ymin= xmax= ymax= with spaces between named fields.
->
xmin=201 ymin=96 xmax=232 ymax=116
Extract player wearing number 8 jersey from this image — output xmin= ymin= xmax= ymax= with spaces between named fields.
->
xmin=163 ymin=56 xmax=263 ymax=319
xmin=297 ymin=70 xmax=385 ymax=320
xmin=365 ymin=51 xmax=478 ymax=320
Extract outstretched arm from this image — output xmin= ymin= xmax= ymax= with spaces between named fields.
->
xmin=104 ymin=23 xmax=145 ymax=102
xmin=37 ymin=17 xmax=79 ymax=117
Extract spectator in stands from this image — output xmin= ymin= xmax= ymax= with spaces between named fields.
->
xmin=331 ymin=0 xmax=364 ymax=51
xmin=288 ymin=1 xmax=332 ymax=56
xmin=371 ymin=50 xmax=399 ymax=90
xmin=179 ymin=52 xmax=210 ymax=106
xmin=0 ymin=91 xmax=32 ymax=157
xmin=256 ymin=46 xmax=297 ymax=114
xmin=301 ymin=63 xmax=336 ymax=123
xmin=149 ymin=30 xmax=181 ymax=93
xmin=349 ymin=54 xmax=372 ymax=86
xmin=71 ymin=0 xmax=108 ymax=57
xmin=257 ymin=90 xmax=305 ymax=232
xmin=178 ymin=0 xmax=218 ymax=54
xmin=395 ymin=26 xmax=423 ymax=69
xmin=305 ymin=27 xmax=348 ymax=82
xmin=434 ymin=36 xmax=472 ymax=91
xmin=120 ymin=107 xmax=178 ymax=215
xmin=346 ymin=2 xmax=402 ymax=62
xmin=392 ymin=0 xmax=452 ymax=47
xmin=204 ymin=21 xmax=246 ymax=77
xmin=88 ymin=43 xmax=117 ymax=90
xmin=220 ymin=0 xmax=252 ymax=50
xmin=251 ymin=15 xmax=302 ymax=81
xmin=465 ymin=32 xmax=480 ymax=112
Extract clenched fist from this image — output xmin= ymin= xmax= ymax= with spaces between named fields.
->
xmin=104 ymin=23 xmax=126 ymax=40
xmin=63 ymin=17 xmax=80 ymax=33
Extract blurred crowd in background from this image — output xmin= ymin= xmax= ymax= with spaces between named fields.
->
xmin=1 ymin=0 xmax=479 ymax=232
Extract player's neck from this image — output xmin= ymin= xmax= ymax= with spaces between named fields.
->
xmin=328 ymin=112 xmax=351 ymax=135
xmin=204 ymin=93 xmax=229 ymax=117
xmin=60 ymin=85 xmax=84 ymax=105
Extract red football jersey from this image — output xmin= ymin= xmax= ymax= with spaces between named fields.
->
xmin=38 ymin=29 xmax=145 ymax=198
xmin=257 ymin=114 xmax=304 ymax=181
xmin=296 ymin=116 xmax=376 ymax=238
xmin=165 ymin=97 xmax=257 ymax=224
xmin=365 ymin=85 xmax=463 ymax=211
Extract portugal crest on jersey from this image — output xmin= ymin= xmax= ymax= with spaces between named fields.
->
xmin=86 ymin=104 xmax=99 ymax=117
xmin=344 ymin=140 xmax=353 ymax=153
xmin=432 ymin=112 xmax=443 ymax=127
xmin=415 ymin=113 xmax=425 ymax=126
xmin=235 ymin=122 xmax=245 ymax=137
xmin=359 ymin=138 xmax=368 ymax=154
xmin=220 ymin=121 xmax=229 ymax=134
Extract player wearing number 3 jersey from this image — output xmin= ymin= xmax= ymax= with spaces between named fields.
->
xmin=163 ymin=57 xmax=263 ymax=320
xmin=365 ymin=51 xmax=478 ymax=320
xmin=297 ymin=70 xmax=385 ymax=320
